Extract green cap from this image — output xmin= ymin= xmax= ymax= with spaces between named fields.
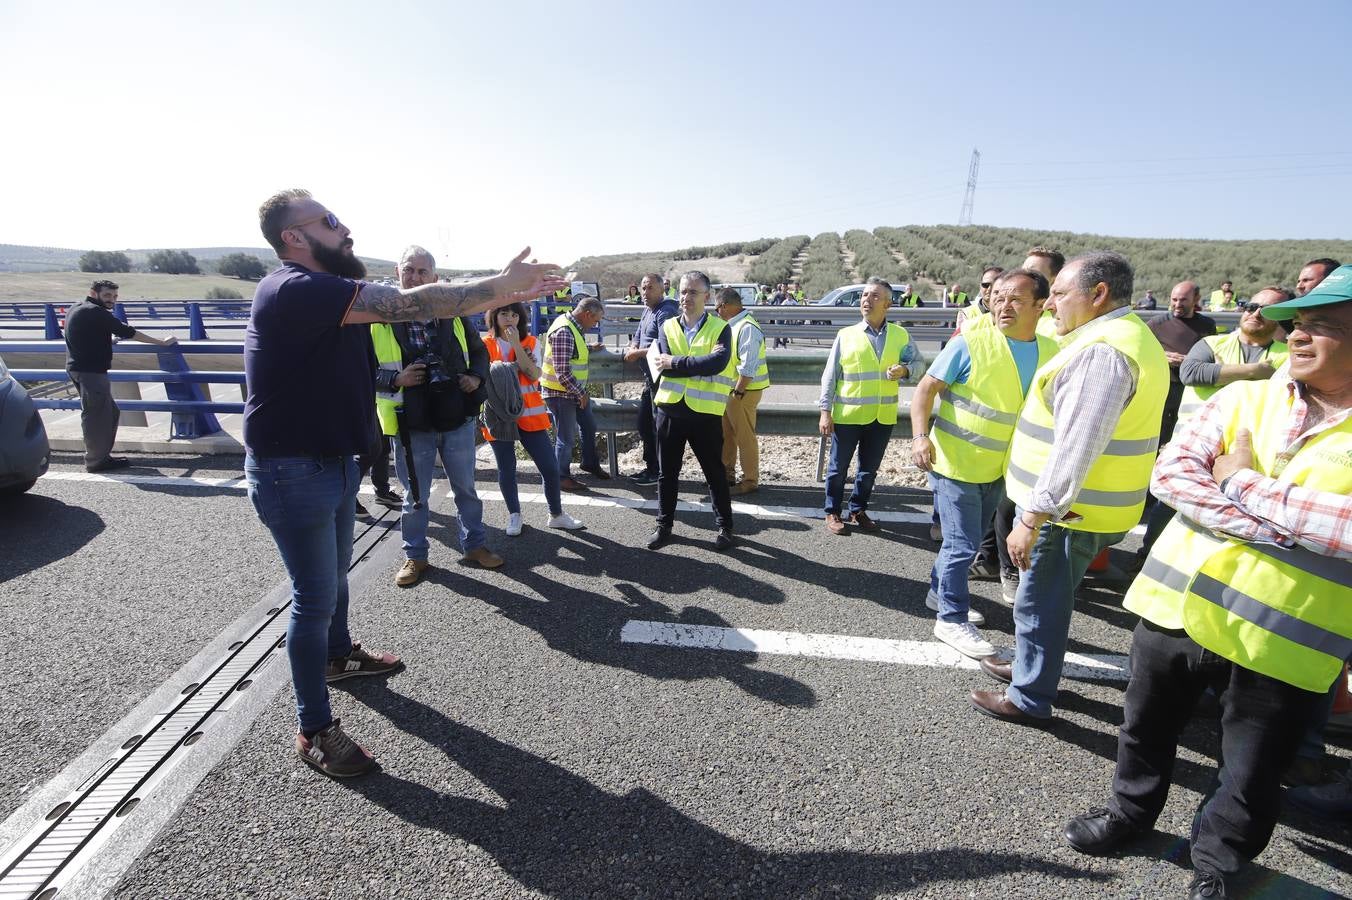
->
xmin=1262 ymin=264 xmax=1352 ymax=321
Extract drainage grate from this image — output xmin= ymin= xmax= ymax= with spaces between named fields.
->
xmin=0 ymin=509 xmax=396 ymax=899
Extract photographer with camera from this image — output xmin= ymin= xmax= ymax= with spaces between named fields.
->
xmin=373 ymin=246 xmax=503 ymax=587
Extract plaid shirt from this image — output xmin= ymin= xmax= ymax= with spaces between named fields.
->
xmin=542 ymin=314 xmax=586 ymax=401
xmin=1152 ymin=373 xmax=1352 ymax=558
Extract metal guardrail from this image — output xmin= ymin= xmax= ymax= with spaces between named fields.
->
xmin=0 ymin=341 xmax=244 ymax=439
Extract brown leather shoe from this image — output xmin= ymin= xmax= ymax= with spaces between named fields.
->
xmin=461 ymin=547 xmax=505 ymax=569
xmin=970 ymin=690 xmax=1048 ymax=725
xmin=559 ymin=477 xmax=587 ymax=493
xmin=847 ymin=510 xmax=879 ymax=531
xmin=729 ymin=480 xmax=759 ymax=496
xmin=979 ymin=656 xmax=1013 ymax=683
xmin=394 ymin=558 xmax=429 ymax=587
xmin=825 ymin=512 xmax=847 ymax=535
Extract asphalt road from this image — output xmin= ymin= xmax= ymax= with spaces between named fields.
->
xmin=1 ymin=451 xmax=1347 ymax=899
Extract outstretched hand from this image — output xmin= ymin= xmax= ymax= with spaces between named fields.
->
xmin=1212 ymin=428 xmax=1254 ymax=484
xmin=500 ymin=247 xmax=568 ymax=302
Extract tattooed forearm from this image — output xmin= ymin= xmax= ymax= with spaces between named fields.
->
xmin=348 ymin=279 xmax=501 ymax=323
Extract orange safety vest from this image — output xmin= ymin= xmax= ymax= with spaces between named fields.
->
xmin=483 ymin=334 xmax=551 ymax=438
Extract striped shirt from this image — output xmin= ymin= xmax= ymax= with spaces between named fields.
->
xmin=1153 ymin=374 xmax=1352 ymax=558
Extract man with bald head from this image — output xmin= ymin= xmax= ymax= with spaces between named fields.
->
xmin=1147 ymin=280 xmax=1217 ymax=448
xmin=371 ymin=245 xmax=501 ymax=588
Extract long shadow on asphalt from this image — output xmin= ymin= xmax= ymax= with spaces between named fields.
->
xmin=344 ymin=682 xmax=1112 ymax=898
xmin=0 ymin=492 xmax=104 ymax=584
xmin=424 ymin=533 xmax=814 ymax=708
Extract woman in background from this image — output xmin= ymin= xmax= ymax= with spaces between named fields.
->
xmin=483 ymin=303 xmax=585 ymax=535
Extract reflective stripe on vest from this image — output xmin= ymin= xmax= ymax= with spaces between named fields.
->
xmin=730 ymin=313 xmax=771 ymax=391
xmin=1004 ymin=311 xmax=1168 ymax=532
xmin=1123 ymin=376 xmax=1352 ymax=692
xmin=483 ymin=334 xmax=551 ymax=438
xmin=540 ymin=314 xmax=589 ymax=391
xmin=370 ymin=319 xmax=469 ymax=437
xmin=1177 ymin=333 xmax=1289 ymax=423
xmin=653 ymin=315 xmax=737 ymax=415
xmin=931 ymin=327 xmax=1057 ymax=483
xmin=831 ymin=322 xmax=909 ymax=425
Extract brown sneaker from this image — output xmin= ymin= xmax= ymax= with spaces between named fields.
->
xmin=295 ymin=719 xmax=376 ymax=778
xmin=395 ymin=558 xmax=429 ymax=587
xmin=462 ymin=546 xmax=505 ymax=569
xmin=325 ymin=642 xmax=405 ymax=683
xmin=729 ymin=480 xmax=759 ymax=496
xmin=847 ymin=510 xmax=879 ymax=531
xmin=825 ymin=512 xmax=847 ymax=535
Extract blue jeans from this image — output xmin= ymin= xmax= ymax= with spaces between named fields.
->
xmin=823 ymin=421 xmax=894 ymax=515
xmin=244 ymin=454 xmax=357 ymax=735
xmin=1006 ymin=511 xmax=1124 ymax=717
xmin=546 ymin=395 xmax=599 ymax=476
xmin=490 ymin=427 xmax=563 ymax=516
xmin=392 ymin=420 xmax=485 ymax=559
xmin=928 ymin=472 xmax=1004 ymax=623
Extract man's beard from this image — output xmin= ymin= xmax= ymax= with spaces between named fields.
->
xmin=310 ymin=238 xmax=367 ymax=280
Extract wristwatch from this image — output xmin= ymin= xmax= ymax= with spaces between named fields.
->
xmin=733 ymin=389 xmax=746 ymax=398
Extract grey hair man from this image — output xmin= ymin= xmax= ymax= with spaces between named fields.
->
xmin=972 ymin=251 xmax=1170 ymax=725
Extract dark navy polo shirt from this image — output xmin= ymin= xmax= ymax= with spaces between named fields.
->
xmin=244 ymin=262 xmax=378 ymax=458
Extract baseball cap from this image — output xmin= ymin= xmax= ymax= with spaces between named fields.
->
xmin=1262 ymin=264 xmax=1352 ymax=321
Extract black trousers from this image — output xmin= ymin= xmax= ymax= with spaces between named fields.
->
xmin=655 ymin=406 xmax=732 ymax=530
xmin=358 ymin=433 xmax=392 ymax=494
xmin=1109 ymin=619 xmax=1321 ymax=876
xmin=977 ymin=497 xmax=1016 ymax=574
xmin=638 ymin=381 xmax=659 ymax=474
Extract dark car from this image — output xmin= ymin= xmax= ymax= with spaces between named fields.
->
xmin=0 ymin=355 xmax=50 ymax=496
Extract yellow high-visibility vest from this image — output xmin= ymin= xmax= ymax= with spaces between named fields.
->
xmin=1123 ymin=376 xmax=1352 ymax=692
xmin=653 ymin=315 xmax=737 ymax=415
xmin=370 ymin=319 xmax=469 ymax=437
xmin=931 ymin=327 xmax=1058 ymax=484
xmin=831 ymin=322 xmax=909 ymax=425
xmin=1208 ymin=289 xmax=1237 ymax=312
xmin=540 ymin=314 xmax=589 ymax=391
xmin=1004 ymin=311 xmax=1169 ymax=533
xmin=1177 ymin=333 xmax=1289 ymax=422
xmin=729 ymin=312 xmax=770 ymax=391
xmin=1035 ymin=309 xmax=1059 ymax=341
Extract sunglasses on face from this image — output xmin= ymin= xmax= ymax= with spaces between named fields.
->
xmin=1239 ymin=302 xmax=1270 ymax=313
xmin=980 ymin=282 xmax=993 ymax=288
xmin=286 ymin=212 xmax=341 ymax=231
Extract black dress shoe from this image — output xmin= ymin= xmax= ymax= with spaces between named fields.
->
xmin=1063 ymin=807 xmax=1144 ymax=855
xmin=581 ymin=464 xmax=611 ymax=481
xmin=1189 ymin=870 xmax=1227 ymax=899
xmin=87 ymin=457 xmax=129 ymax=473
xmin=713 ymin=529 xmax=734 ymax=551
xmin=969 ymin=690 xmax=1049 ymax=725
xmin=646 ymin=526 xmax=671 ymax=550
xmin=979 ymin=656 xmax=1013 ymax=684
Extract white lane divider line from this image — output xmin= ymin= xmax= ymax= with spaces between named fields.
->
xmin=39 ymin=471 xmax=934 ymax=523
xmin=620 ymin=620 xmax=1130 ymax=682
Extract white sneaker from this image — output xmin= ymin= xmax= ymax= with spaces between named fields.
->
xmin=505 ymin=513 xmax=523 ymax=537
xmin=547 ymin=512 xmax=585 ymax=530
xmin=934 ymin=620 xmax=996 ymax=659
xmin=925 ymin=591 xmax=985 ymax=626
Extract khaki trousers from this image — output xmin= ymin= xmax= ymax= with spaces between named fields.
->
xmin=720 ymin=388 xmax=763 ymax=482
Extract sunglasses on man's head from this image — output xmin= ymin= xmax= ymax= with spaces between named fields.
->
xmin=286 ymin=212 xmax=341 ymax=231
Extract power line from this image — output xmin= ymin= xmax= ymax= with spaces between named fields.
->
xmin=958 ymin=149 xmax=980 ymax=227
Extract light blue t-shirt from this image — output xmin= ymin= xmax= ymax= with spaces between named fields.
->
xmin=927 ymin=334 xmax=1042 ymax=395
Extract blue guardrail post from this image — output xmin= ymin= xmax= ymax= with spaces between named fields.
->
xmin=112 ymin=302 xmax=130 ymax=325
xmin=159 ymin=345 xmax=221 ymax=438
xmin=187 ymin=303 xmax=210 ymax=341
xmin=44 ymin=304 xmax=63 ymax=340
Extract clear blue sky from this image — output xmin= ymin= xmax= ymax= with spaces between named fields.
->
xmin=3 ymin=0 xmax=1349 ymax=268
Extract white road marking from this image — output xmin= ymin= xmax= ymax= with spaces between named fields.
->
xmin=39 ymin=471 xmax=932 ymax=523
xmin=620 ymin=620 xmax=1130 ymax=682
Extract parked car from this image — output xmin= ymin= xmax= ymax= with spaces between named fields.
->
xmin=0 ymin=354 xmax=50 ymax=496
xmin=813 ymin=283 xmax=913 ymax=307
xmin=712 ymin=283 xmax=760 ymax=307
